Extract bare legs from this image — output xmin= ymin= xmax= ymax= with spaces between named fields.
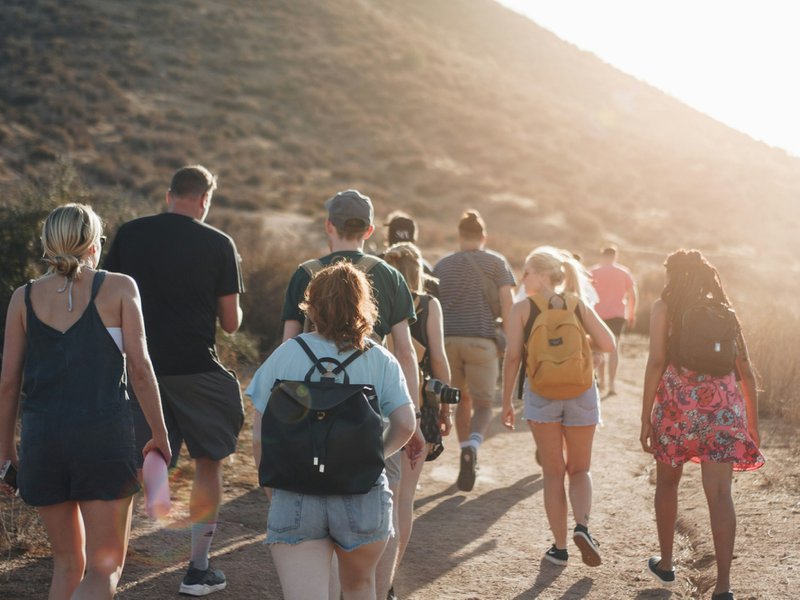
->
xmin=703 ymin=462 xmax=735 ymax=595
xmin=38 ymin=496 xmax=134 ymax=600
xmin=654 ymin=461 xmax=735 ymax=595
xmin=191 ymin=457 xmax=223 ymax=525
xmin=271 ymin=537 xmax=387 ymax=600
xmin=529 ymin=422 xmax=595 ymax=549
xmin=396 ymin=450 xmax=424 ymax=569
xmin=654 ymin=461 xmax=682 ymax=570
xmin=375 ymin=479 xmax=399 ymax=599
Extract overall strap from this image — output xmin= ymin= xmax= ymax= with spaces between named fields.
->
xmin=24 ymin=281 xmax=33 ymax=308
xmin=90 ymin=270 xmax=107 ymax=301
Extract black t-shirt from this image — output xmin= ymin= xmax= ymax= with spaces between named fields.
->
xmin=103 ymin=213 xmax=244 ymax=376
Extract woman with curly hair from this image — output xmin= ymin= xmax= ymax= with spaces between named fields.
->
xmin=247 ymin=261 xmax=416 ymax=600
xmin=640 ymin=249 xmax=763 ymax=600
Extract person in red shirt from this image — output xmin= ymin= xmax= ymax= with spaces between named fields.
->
xmin=590 ymin=246 xmax=637 ymax=396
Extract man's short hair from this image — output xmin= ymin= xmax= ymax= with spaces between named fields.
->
xmin=601 ymin=245 xmax=618 ymax=257
xmin=169 ymin=165 xmax=217 ymax=199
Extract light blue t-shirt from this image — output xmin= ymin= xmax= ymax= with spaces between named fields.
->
xmin=246 ymin=333 xmax=412 ymax=418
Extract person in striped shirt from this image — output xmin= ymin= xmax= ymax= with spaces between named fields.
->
xmin=433 ymin=210 xmax=515 ymax=491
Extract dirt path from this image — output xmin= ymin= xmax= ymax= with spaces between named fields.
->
xmin=2 ymin=336 xmax=798 ymax=598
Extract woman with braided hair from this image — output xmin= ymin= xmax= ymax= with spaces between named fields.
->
xmin=640 ymin=249 xmax=763 ymax=600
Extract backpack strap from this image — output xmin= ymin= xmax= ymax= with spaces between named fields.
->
xmin=300 ymin=259 xmax=325 ymax=279
xmin=463 ymin=251 xmax=501 ymax=319
xmin=354 ymin=254 xmax=381 ymax=273
xmin=293 ymin=336 xmax=366 ymax=384
xmin=517 ymin=297 xmax=541 ymax=398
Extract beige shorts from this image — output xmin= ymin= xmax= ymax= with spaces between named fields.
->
xmin=444 ymin=336 xmax=499 ymax=408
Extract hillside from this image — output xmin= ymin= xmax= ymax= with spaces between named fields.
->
xmin=2 ymin=0 xmax=800 ymax=265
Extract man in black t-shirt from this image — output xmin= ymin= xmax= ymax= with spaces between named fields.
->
xmin=104 ymin=165 xmax=244 ymax=596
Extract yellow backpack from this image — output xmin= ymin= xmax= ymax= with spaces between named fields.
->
xmin=525 ymin=293 xmax=593 ymax=400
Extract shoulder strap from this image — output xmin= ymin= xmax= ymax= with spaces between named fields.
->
xmin=524 ymin=298 xmax=540 ymax=340
xmin=90 ymin=270 xmax=107 ymax=301
xmin=24 ymin=281 xmax=33 ymax=307
xmin=293 ymin=336 xmax=365 ymax=381
xmin=355 ymin=254 xmax=381 ymax=273
xmin=300 ymin=259 xmax=325 ymax=279
xmin=463 ymin=252 xmax=486 ymax=282
xmin=530 ymin=294 xmax=549 ymax=315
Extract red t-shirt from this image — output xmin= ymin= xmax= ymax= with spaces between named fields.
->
xmin=590 ymin=263 xmax=634 ymax=320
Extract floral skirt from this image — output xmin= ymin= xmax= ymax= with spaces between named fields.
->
xmin=652 ymin=364 xmax=764 ymax=471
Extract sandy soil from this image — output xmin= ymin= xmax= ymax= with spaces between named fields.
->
xmin=1 ymin=336 xmax=798 ymax=599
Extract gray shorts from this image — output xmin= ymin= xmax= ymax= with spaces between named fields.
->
xmin=266 ymin=472 xmax=393 ymax=551
xmin=523 ymin=383 xmax=601 ymax=427
xmin=132 ymin=366 xmax=244 ymax=467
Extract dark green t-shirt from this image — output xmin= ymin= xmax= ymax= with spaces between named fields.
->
xmin=281 ymin=251 xmax=415 ymax=338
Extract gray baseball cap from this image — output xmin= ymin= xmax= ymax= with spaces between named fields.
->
xmin=325 ymin=189 xmax=374 ymax=228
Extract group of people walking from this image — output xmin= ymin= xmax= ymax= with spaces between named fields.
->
xmin=0 ymin=164 xmax=763 ymax=600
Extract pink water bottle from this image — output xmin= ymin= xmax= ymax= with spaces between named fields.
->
xmin=142 ymin=450 xmax=171 ymax=518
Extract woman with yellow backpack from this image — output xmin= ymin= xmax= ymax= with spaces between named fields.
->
xmin=501 ymin=246 xmax=615 ymax=568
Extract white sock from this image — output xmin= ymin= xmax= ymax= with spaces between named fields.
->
xmin=469 ymin=433 xmax=484 ymax=449
xmin=190 ymin=522 xmax=216 ymax=571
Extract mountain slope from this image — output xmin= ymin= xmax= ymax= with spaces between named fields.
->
xmin=1 ymin=0 xmax=799 ymax=263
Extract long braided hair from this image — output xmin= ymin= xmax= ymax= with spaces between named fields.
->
xmin=661 ymin=249 xmax=740 ymax=354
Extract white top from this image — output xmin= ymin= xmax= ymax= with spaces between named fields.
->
xmin=106 ymin=327 xmax=123 ymax=352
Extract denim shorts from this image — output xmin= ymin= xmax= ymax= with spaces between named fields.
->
xmin=523 ymin=383 xmax=601 ymax=427
xmin=266 ymin=473 xmax=393 ymax=551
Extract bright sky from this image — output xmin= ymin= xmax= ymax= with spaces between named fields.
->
xmin=497 ymin=0 xmax=800 ymax=156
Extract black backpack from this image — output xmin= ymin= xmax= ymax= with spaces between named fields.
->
xmin=259 ymin=336 xmax=385 ymax=496
xmin=676 ymin=302 xmax=739 ymax=376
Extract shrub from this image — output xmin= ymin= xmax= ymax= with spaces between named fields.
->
xmin=739 ymin=307 xmax=800 ymax=424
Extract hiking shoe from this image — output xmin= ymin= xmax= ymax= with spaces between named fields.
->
xmin=456 ymin=446 xmax=477 ymax=491
xmin=573 ymin=525 xmax=601 ymax=567
xmin=647 ymin=556 xmax=675 ymax=586
xmin=544 ymin=544 xmax=568 ymax=566
xmin=711 ymin=593 xmax=734 ymax=600
xmin=179 ymin=562 xmax=227 ymax=596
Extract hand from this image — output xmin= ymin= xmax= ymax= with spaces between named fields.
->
xmin=404 ymin=427 xmax=426 ymax=469
xmin=0 ymin=457 xmax=18 ymax=497
xmin=748 ymin=423 xmax=761 ymax=448
xmin=502 ymin=401 xmax=515 ymax=431
xmin=142 ymin=434 xmax=172 ymax=466
xmin=639 ymin=421 xmax=654 ymax=454
xmin=438 ymin=409 xmax=453 ymax=437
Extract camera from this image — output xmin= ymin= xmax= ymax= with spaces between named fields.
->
xmin=423 ymin=378 xmax=460 ymax=405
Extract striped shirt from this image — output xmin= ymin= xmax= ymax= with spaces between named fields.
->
xmin=434 ymin=249 xmax=516 ymax=339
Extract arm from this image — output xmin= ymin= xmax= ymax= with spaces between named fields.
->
xmin=579 ymin=301 xmax=616 ymax=353
xmin=251 ymin=411 xmax=272 ymax=499
xmin=735 ymin=334 xmax=760 ymax=446
xmin=499 ymin=284 xmax=513 ymax=338
xmin=625 ymin=281 xmax=638 ymax=329
xmin=217 ymin=293 xmax=242 ymax=334
xmin=640 ymin=299 xmax=669 ymax=453
xmin=282 ymin=319 xmax=302 ymax=342
xmin=383 ymin=403 xmax=416 ymax=458
xmin=120 ymin=276 xmax=172 ymax=464
xmin=501 ymin=300 xmax=527 ymax=431
xmin=425 ymin=298 xmax=453 ymax=436
xmin=0 ymin=287 xmax=26 ymax=482
xmin=390 ymin=320 xmax=425 ymax=466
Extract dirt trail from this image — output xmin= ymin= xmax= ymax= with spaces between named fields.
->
xmin=2 ymin=336 xmax=798 ymax=599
